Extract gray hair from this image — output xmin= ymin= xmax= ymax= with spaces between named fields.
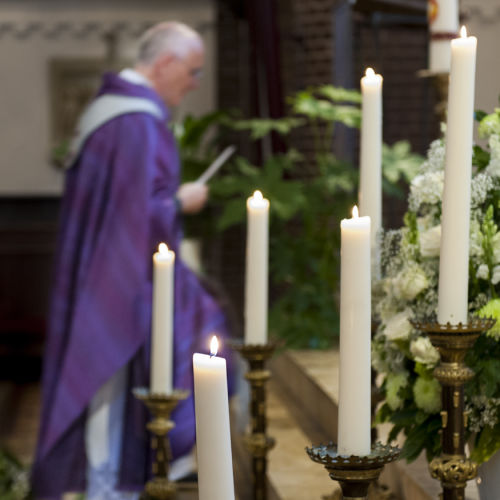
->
xmin=136 ymin=22 xmax=203 ymax=65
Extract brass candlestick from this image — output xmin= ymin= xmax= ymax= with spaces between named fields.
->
xmin=133 ymin=388 xmax=189 ymax=500
xmin=412 ymin=318 xmax=495 ymax=500
xmin=306 ymin=442 xmax=400 ymax=500
xmin=229 ymin=340 xmax=280 ymax=500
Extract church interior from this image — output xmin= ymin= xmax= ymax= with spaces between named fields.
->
xmin=1 ymin=0 xmax=499 ymax=499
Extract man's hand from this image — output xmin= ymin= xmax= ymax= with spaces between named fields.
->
xmin=176 ymin=182 xmax=209 ymax=214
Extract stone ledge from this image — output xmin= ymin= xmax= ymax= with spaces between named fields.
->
xmin=268 ymin=349 xmax=480 ymax=500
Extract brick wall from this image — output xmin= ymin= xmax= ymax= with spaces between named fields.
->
xmin=214 ymin=0 xmax=440 ymax=315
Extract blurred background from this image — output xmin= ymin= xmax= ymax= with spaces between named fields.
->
xmin=0 ymin=0 xmax=498 ymax=478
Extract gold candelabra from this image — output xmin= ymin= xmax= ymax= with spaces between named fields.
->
xmin=412 ymin=318 xmax=496 ymax=500
xmin=133 ymin=387 xmax=189 ymax=500
xmin=229 ymin=339 xmax=280 ymax=500
xmin=306 ymin=442 xmax=400 ymax=500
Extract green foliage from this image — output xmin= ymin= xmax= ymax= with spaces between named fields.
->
xmin=51 ymin=139 xmax=70 ymax=169
xmin=174 ymin=110 xmax=228 ymax=182
xmin=0 ymin=449 xmax=31 ymax=500
xmin=211 ymin=151 xmax=305 ymax=231
xmin=473 ymin=144 xmax=491 ymax=171
xmin=176 ymin=84 xmax=420 ymax=348
xmin=289 ymin=87 xmax=361 ymax=128
xmin=376 ymin=403 xmax=441 ymax=462
xmin=226 ymin=117 xmax=305 ymax=140
xmin=471 ymin=424 xmax=500 ymax=463
xmin=382 ymin=141 xmax=422 ymax=200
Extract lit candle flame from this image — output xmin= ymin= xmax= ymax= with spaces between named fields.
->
xmin=365 ymin=67 xmax=375 ymax=77
xmin=253 ymin=190 xmax=263 ymax=201
xmin=352 ymin=205 xmax=359 ymax=218
xmin=210 ymin=335 xmax=219 ymax=357
xmin=158 ymin=242 xmax=169 ymax=254
xmin=460 ymin=26 xmax=467 ymax=38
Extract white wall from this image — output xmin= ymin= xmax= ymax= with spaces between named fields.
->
xmin=462 ymin=0 xmax=500 ymax=116
xmin=0 ymin=0 xmax=216 ymax=195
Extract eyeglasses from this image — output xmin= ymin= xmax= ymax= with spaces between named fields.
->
xmin=178 ymin=58 xmax=203 ymax=80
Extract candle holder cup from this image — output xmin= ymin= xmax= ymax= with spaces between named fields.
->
xmin=306 ymin=442 xmax=400 ymax=500
xmin=229 ymin=339 xmax=282 ymax=500
xmin=133 ymin=387 xmax=189 ymax=500
xmin=411 ymin=317 xmax=496 ymax=500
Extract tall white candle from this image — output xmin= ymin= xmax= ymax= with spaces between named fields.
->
xmin=244 ymin=190 xmax=270 ymax=344
xmin=428 ymin=0 xmax=459 ymax=73
xmin=151 ymin=243 xmax=175 ymax=394
xmin=193 ymin=337 xmax=235 ymax=500
xmin=438 ymin=27 xmax=477 ymax=325
xmin=359 ymin=68 xmax=383 ymax=255
xmin=338 ymin=206 xmax=371 ymax=456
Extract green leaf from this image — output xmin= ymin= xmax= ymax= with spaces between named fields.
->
xmin=475 ymin=109 xmax=487 ymax=122
xmin=216 ymin=198 xmax=247 ymax=231
xmin=291 ymin=94 xmax=361 ymax=127
xmin=382 ymin=141 xmax=423 ymax=184
xmin=176 ymin=110 xmax=226 ymax=149
xmin=400 ymin=416 xmax=441 ymax=463
xmin=473 ymin=144 xmax=490 ymax=170
xmin=470 ymin=424 xmax=500 ymax=463
xmin=228 ymin=117 xmax=304 ymax=139
xmin=317 ymin=85 xmax=362 ymax=104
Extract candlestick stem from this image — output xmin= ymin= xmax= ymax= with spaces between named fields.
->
xmin=133 ymin=388 xmax=189 ymax=499
xmin=412 ymin=318 xmax=495 ymax=500
xmin=229 ymin=340 xmax=280 ymax=500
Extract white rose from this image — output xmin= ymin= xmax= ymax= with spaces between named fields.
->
xmin=395 ymin=265 xmax=429 ymax=301
xmin=492 ymin=266 xmax=500 ymax=285
xmin=476 ymin=264 xmax=489 ymax=280
xmin=410 ymin=336 xmax=440 ymax=366
xmin=384 ymin=309 xmax=413 ymax=341
xmin=492 ymin=232 xmax=500 ymax=264
xmin=417 ymin=214 xmax=434 ymax=232
xmin=469 ymin=219 xmax=484 ymax=258
xmin=419 ymin=225 xmax=441 ymax=258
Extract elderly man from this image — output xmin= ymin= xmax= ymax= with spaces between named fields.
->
xmin=32 ymin=22 xmax=232 ymax=499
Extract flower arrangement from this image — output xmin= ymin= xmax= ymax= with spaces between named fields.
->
xmin=373 ymin=106 xmax=500 ymax=465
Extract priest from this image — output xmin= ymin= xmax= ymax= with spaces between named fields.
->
xmin=31 ymin=21 xmax=232 ymax=499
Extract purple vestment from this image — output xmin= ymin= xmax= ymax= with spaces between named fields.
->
xmin=31 ymin=74 xmax=232 ymax=498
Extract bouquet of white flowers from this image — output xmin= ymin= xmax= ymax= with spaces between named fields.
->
xmin=373 ymin=106 xmax=500 ymax=464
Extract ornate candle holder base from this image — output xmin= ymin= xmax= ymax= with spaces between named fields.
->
xmin=429 ymin=455 xmax=477 ymax=496
xmin=306 ymin=442 xmax=400 ymax=500
xmin=412 ymin=318 xmax=496 ymax=500
xmin=133 ymin=388 xmax=189 ymax=500
xmin=229 ymin=339 xmax=282 ymax=500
